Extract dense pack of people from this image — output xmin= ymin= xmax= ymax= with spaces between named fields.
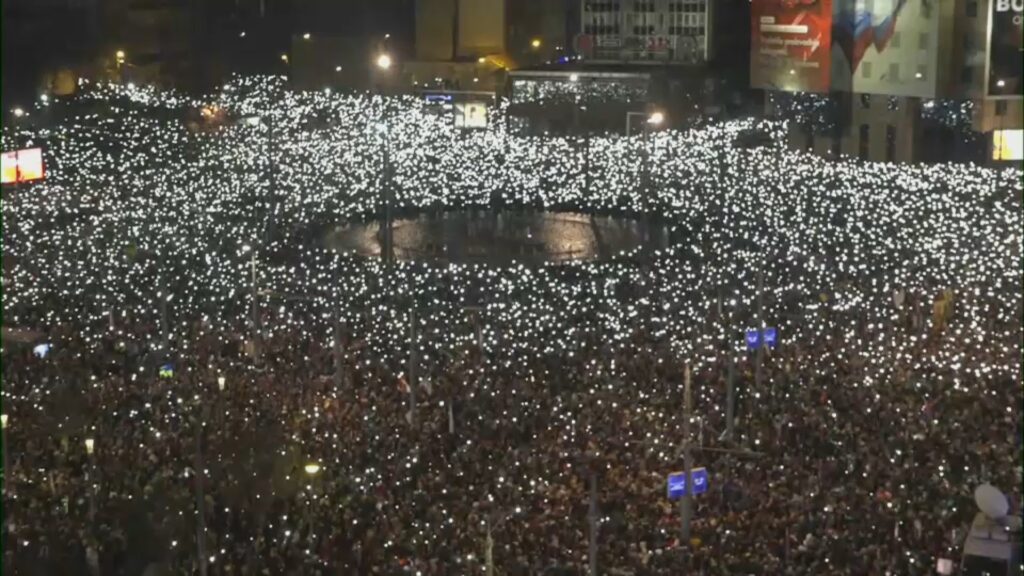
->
xmin=2 ymin=77 xmax=1021 ymax=574
xmin=2 ymin=276 xmax=1020 ymax=575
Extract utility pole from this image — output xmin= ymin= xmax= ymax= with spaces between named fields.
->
xmin=158 ymin=263 xmax=169 ymax=353
xmin=485 ymin=516 xmax=494 ymax=576
xmin=681 ymin=363 xmax=694 ymax=545
xmin=588 ymin=473 xmax=599 ymax=576
xmin=332 ymin=258 xmax=343 ymax=391
xmin=408 ymin=306 xmax=417 ymax=427
xmin=642 ymin=121 xmax=652 ymax=253
xmin=380 ymin=102 xmax=394 ymax=266
xmin=250 ymin=247 xmax=259 ymax=366
xmin=725 ymin=292 xmax=736 ymax=440
xmin=754 ymin=266 xmax=765 ymax=414
xmin=195 ymin=405 xmax=208 ymax=576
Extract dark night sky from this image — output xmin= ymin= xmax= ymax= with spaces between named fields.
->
xmin=2 ymin=0 xmax=748 ymax=108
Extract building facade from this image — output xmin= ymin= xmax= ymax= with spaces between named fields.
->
xmin=756 ymin=0 xmax=1022 ymax=164
xmin=577 ymin=0 xmax=714 ymax=64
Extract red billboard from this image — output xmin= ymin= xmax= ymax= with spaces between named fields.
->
xmin=751 ymin=0 xmax=834 ymax=93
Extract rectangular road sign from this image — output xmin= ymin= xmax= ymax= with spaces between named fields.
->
xmin=667 ymin=467 xmax=709 ymax=500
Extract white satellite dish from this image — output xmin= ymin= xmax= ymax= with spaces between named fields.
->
xmin=974 ymin=484 xmax=1010 ymax=520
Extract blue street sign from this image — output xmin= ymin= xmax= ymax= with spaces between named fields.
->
xmin=424 ymin=94 xmax=454 ymax=103
xmin=745 ymin=328 xmax=778 ymax=350
xmin=667 ymin=467 xmax=709 ymax=500
xmin=745 ymin=330 xmax=761 ymax=350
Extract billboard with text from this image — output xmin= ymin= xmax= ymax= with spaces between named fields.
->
xmin=987 ymin=0 xmax=1023 ymax=98
xmin=751 ymin=0 xmax=834 ymax=93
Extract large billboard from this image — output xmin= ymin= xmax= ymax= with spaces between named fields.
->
xmin=751 ymin=0 xmax=834 ymax=93
xmin=1 ymin=148 xmax=45 ymax=184
xmin=831 ymin=0 xmax=943 ymax=98
xmin=993 ymin=129 xmax=1023 ymax=161
xmin=987 ymin=0 xmax=1023 ymax=98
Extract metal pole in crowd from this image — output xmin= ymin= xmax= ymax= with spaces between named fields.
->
xmin=485 ymin=517 xmax=495 ymax=576
xmin=726 ymin=316 xmax=737 ymax=440
xmin=754 ymin=266 xmax=765 ymax=410
xmin=159 ymin=265 xmax=169 ymax=353
xmin=194 ymin=405 xmax=208 ymax=576
xmin=1 ymin=414 xmax=8 ymax=495
xmin=332 ymin=258 xmax=343 ymax=391
xmin=408 ymin=306 xmax=417 ymax=427
xmin=642 ymin=120 xmax=652 ymax=253
xmin=381 ymin=102 xmax=393 ymax=266
xmin=250 ymin=246 xmax=259 ymax=366
xmin=681 ymin=363 xmax=694 ymax=545
xmin=588 ymin=472 xmax=599 ymax=576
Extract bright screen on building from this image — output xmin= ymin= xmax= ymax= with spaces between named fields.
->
xmin=987 ymin=0 xmax=1023 ymax=98
xmin=751 ymin=0 xmax=834 ymax=93
xmin=993 ymin=129 xmax=1023 ymax=161
xmin=1 ymin=147 xmax=45 ymax=184
xmin=454 ymin=102 xmax=488 ymax=129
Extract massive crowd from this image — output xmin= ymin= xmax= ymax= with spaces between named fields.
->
xmin=1 ymin=77 xmax=1021 ymax=574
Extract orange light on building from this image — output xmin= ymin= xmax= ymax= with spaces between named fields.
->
xmin=1 ymin=148 xmax=45 ymax=184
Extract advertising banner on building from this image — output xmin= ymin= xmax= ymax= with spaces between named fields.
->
xmin=751 ymin=0 xmax=834 ymax=93
xmin=1 ymin=147 xmax=45 ymax=184
xmin=992 ymin=129 xmax=1023 ymax=161
xmin=987 ymin=0 xmax=1023 ymax=98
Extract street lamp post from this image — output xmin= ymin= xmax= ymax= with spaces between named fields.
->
xmin=193 ymin=403 xmax=209 ymax=576
xmin=680 ymin=363 xmax=694 ymax=546
xmin=374 ymin=51 xmax=394 ymax=266
xmin=588 ymin=473 xmax=599 ymax=576
xmin=115 ymin=50 xmax=126 ymax=84
xmin=2 ymin=414 xmax=9 ymax=495
xmin=626 ymin=111 xmax=664 ymax=254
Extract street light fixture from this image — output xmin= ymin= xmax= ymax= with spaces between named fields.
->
xmin=303 ymin=33 xmax=311 ymax=40
xmin=12 ymin=108 xmax=25 ymax=118
xmin=217 ymin=375 xmax=226 ymax=391
xmin=1 ymin=414 xmax=7 ymax=429
xmin=647 ymin=111 xmax=665 ymax=126
xmin=997 ymin=79 xmax=1006 ymax=88
xmin=531 ymin=38 xmax=542 ymax=49
xmin=376 ymin=53 xmax=393 ymax=70
xmin=304 ymin=462 xmax=321 ymax=476
xmin=116 ymin=50 xmax=126 ymax=64
xmin=84 ymin=437 xmax=95 ymax=455
xmin=280 ymin=54 xmax=289 ymax=63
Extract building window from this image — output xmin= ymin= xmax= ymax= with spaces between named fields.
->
xmin=859 ymin=124 xmax=870 ymax=160
xmin=966 ymin=0 xmax=978 ymax=17
xmin=805 ymin=125 xmax=814 ymax=151
xmin=888 ymin=63 xmax=900 ymax=82
xmin=996 ymin=100 xmax=1008 ymax=116
xmin=887 ymin=97 xmax=899 ymax=111
xmin=886 ymin=125 xmax=896 ymax=162
xmin=916 ymin=66 xmax=927 ymax=80
xmin=918 ymin=33 xmax=929 ymax=50
xmin=862 ymin=61 xmax=872 ymax=79
xmin=860 ymin=94 xmax=872 ymax=109
xmin=831 ymin=125 xmax=842 ymax=158
xmin=891 ymin=32 xmax=901 ymax=49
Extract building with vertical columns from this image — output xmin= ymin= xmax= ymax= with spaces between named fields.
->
xmin=577 ymin=0 xmax=714 ymax=64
